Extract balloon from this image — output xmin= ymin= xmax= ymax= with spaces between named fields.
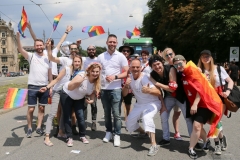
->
xmin=60 ymin=41 xmax=72 ymax=57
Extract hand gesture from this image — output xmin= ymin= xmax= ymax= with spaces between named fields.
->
xmin=46 ymin=39 xmax=51 ymax=49
xmin=142 ymin=83 xmax=150 ymax=93
xmin=66 ymin=25 xmax=73 ymax=33
xmin=76 ymin=39 xmax=81 ymax=46
xmin=106 ymin=75 xmax=115 ymax=83
xmin=39 ymin=87 xmax=47 ymax=93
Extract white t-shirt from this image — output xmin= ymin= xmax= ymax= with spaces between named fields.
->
xmin=53 ymin=66 xmax=71 ymax=91
xmin=59 ymin=57 xmax=72 ymax=71
xmin=97 ymin=50 xmax=128 ymax=89
xmin=43 ymin=48 xmax=59 ymax=76
xmin=141 ymin=61 xmax=152 ymax=76
xmin=130 ymin=73 xmax=160 ymax=104
xmin=63 ymin=72 xmax=95 ymax=100
xmin=204 ymin=66 xmax=229 ymax=87
xmin=27 ymin=52 xmax=52 ymax=86
xmin=82 ymin=57 xmax=98 ymax=70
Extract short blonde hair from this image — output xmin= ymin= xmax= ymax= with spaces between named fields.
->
xmin=162 ymin=48 xmax=175 ymax=61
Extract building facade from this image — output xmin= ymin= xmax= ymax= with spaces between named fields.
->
xmin=0 ymin=18 xmax=19 ymax=74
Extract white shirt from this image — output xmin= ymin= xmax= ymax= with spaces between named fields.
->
xmin=82 ymin=57 xmax=98 ymax=70
xmin=27 ymin=52 xmax=52 ymax=86
xmin=204 ymin=66 xmax=229 ymax=87
xmin=141 ymin=61 xmax=152 ymax=76
xmin=63 ymin=72 xmax=95 ymax=100
xmin=59 ymin=57 xmax=72 ymax=71
xmin=97 ymin=50 xmax=128 ymax=89
xmin=53 ymin=66 xmax=71 ymax=91
xmin=130 ymin=73 xmax=159 ymax=104
xmin=43 ymin=48 xmax=59 ymax=76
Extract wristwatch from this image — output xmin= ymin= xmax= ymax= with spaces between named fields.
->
xmin=115 ymin=75 xmax=118 ymax=80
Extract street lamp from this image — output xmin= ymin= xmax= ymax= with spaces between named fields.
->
xmin=129 ymin=14 xmax=133 ymax=17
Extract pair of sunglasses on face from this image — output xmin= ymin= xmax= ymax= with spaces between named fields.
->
xmin=173 ymin=62 xmax=183 ymax=69
xmin=122 ymin=50 xmax=130 ymax=53
xmin=165 ymin=53 xmax=173 ymax=58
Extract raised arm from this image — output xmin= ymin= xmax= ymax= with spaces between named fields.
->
xmin=16 ymin=32 xmax=29 ymax=60
xmin=47 ymin=39 xmax=61 ymax=64
xmin=26 ymin=21 xmax=37 ymax=40
xmin=55 ymin=25 xmax=73 ymax=50
xmin=68 ymin=74 xmax=85 ymax=91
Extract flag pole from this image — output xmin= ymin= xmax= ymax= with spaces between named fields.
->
xmin=48 ymin=30 xmax=54 ymax=41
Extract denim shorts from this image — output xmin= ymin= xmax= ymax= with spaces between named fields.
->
xmin=28 ymin=85 xmax=49 ymax=107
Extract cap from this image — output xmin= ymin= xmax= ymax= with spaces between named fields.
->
xmin=87 ymin=45 xmax=96 ymax=49
xmin=200 ymin=50 xmax=211 ymax=56
xmin=131 ymin=53 xmax=140 ymax=57
xmin=119 ymin=45 xmax=134 ymax=55
xmin=173 ymin=55 xmax=186 ymax=63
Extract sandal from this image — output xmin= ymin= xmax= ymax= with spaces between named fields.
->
xmin=44 ymin=140 xmax=53 ymax=147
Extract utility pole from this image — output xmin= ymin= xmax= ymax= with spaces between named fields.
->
xmin=108 ymin=28 xmax=110 ymax=35
xmin=43 ymin=30 xmax=45 ymax=42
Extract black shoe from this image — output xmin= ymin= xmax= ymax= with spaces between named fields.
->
xmin=158 ymin=139 xmax=170 ymax=146
xmin=72 ymin=125 xmax=79 ymax=135
xmin=202 ymin=139 xmax=211 ymax=152
xmin=91 ymin=122 xmax=97 ymax=131
xmin=36 ymin=128 xmax=44 ymax=136
xmin=53 ymin=125 xmax=59 ymax=137
xmin=194 ymin=142 xmax=202 ymax=151
xmin=188 ymin=149 xmax=198 ymax=159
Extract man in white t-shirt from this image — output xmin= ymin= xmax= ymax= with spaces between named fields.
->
xmin=97 ymin=34 xmax=129 ymax=147
xmin=16 ymin=32 xmax=52 ymax=138
xmin=123 ymin=59 xmax=161 ymax=156
xmin=82 ymin=45 xmax=99 ymax=131
xmin=140 ymin=50 xmax=152 ymax=76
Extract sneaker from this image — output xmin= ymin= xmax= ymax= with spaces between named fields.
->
xmin=26 ymin=129 xmax=32 ymax=138
xmin=132 ymin=133 xmax=149 ymax=139
xmin=221 ymin=135 xmax=227 ymax=151
xmin=174 ymin=132 xmax=183 ymax=141
xmin=214 ymin=145 xmax=222 ymax=155
xmin=36 ymin=128 xmax=44 ymax=136
xmin=148 ymin=145 xmax=159 ymax=156
xmin=158 ymin=139 xmax=170 ymax=146
xmin=202 ymin=139 xmax=211 ymax=152
xmin=67 ymin=138 xmax=73 ymax=147
xmin=72 ymin=125 xmax=79 ymax=135
xmin=80 ymin=137 xmax=89 ymax=144
xmin=114 ymin=135 xmax=120 ymax=147
xmin=188 ymin=149 xmax=198 ymax=159
xmin=194 ymin=142 xmax=202 ymax=151
xmin=103 ymin=132 xmax=112 ymax=143
xmin=91 ymin=122 xmax=97 ymax=131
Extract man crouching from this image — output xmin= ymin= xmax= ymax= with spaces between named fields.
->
xmin=122 ymin=59 xmax=162 ymax=156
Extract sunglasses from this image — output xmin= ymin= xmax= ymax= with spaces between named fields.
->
xmin=165 ymin=53 xmax=173 ymax=58
xmin=173 ymin=62 xmax=183 ymax=69
xmin=122 ymin=50 xmax=130 ymax=53
xmin=201 ymin=55 xmax=210 ymax=59
xmin=70 ymin=48 xmax=78 ymax=51
xmin=87 ymin=49 xmax=95 ymax=51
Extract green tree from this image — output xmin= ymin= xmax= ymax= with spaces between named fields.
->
xmin=95 ymin=46 xmax=107 ymax=56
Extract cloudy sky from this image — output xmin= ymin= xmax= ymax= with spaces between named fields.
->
xmin=0 ymin=0 xmax=149 ymax=49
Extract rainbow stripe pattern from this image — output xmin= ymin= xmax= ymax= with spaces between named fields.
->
xmin=18 ymin=6 xmax=28 ymax=38
xmin=132 ymin=27 xmax=140 ymax=36
xmin=82 ymin=26 xmax=105 ymax=37
xmin=3 ymin=88 xmax=28 ymax=109
xmin=53 ymin=13 xmax=63 ymax=31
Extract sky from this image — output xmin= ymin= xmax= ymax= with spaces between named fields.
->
xmin=0 ymin=0 xmax=149 ymax=50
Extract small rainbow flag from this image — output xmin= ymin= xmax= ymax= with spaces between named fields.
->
xmin=82 ymin=26 xmax=105 ymax=37
xmin=53 ymin=13 xmax=63 ymax=31
xmin=126 ymin=30 xmax=133 ymax=39
xmin=3 ymin=88 xmax=28 ymax=109
xmin=18 ymin=6 xmax=28 ymax=38
xmin=132 ymin=27 xmax=140 ymax=36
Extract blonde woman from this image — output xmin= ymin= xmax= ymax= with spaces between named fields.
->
xmin=198 ymin=50 xmax=233 ymax=155
xmin=61 ymin=62 xmax=101 ymax=147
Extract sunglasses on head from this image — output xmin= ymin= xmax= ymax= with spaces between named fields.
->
xmin=165 ymin=53 xmax=173 ymax=58
xmin=173 ymin=62 xmax=183 ymax=69
xmin=122 ymin=50 xmax=130 ymax=53
xmin=70 ymin=48 xmax=78 ymax=51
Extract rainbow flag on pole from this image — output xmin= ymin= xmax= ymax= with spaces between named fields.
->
xmin=18 ymin=6 xmax=28 ymax=38
xmin=53 ymin=13 xmax=63 ymax=31
xmin=126 ymin=30 xmax=133 ymax=39
xmin=3 ymin=88 xmax=28 ymax=109
xmin=132 ymin=27 xmax=140 ymax=36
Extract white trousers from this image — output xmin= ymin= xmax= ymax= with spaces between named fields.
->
xmin=161 ymin=96 xmax=193 ymax=141
xmin=126 ymin=101 xmax=161 ymax=133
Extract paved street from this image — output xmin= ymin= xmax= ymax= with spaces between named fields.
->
xmin=0 ymin=75 xmax=28 ymax=86
xmin=0 ymin=98 xmax=239 ymax=160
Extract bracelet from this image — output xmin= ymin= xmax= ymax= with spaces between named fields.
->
xmin=46 ymin=86 xmax=50 ymax=90
xmin=65 ymin=32 xmax=68 ymax=34
xmin=226 ymin=88 xmax=232 ymax=92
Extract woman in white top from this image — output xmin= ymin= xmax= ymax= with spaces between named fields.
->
xmin=39 ymin=55 xmax=82 ymax=146
xmin=60 ymin=62 xmax=101 ymax=147
xmin=198 ymin=50 xmax=233 ymax=155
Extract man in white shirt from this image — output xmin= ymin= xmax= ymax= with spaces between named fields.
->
xmin=16 ymin=32 xmax=52 ymax=138
xmin=82 ymin=45 xmax=99 ymax=131
xmin=97 ymin=34 xmax=129 ymax=147
xmin=122 ymin=59 xmax=161 ymax=156
xmin=141 ymin=50 xmax=152 ymax=76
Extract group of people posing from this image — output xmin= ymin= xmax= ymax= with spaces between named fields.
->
xmin=16 ymin=24 xmax=232 ymax=159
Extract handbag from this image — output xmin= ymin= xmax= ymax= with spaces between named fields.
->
xmin=217 ymin=65 xmax=240 ymax=113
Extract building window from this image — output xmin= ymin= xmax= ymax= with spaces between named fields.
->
xmin=2 ymin=32 xmax=6 ymax=37
xmin=2 ymin=48 xmax=6 ymax=54
xmin=2 ymin=40 xmax=6 ymax=45
xmin=1 ymin=57 xmax=7 ymax=62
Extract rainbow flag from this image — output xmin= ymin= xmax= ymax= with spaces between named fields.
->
xmin=132 ymin=27 xmax=140 ymax=36
xmin=53 ymin=13 xmax=63 ymax=31
xmin=82 ymin=26 xmax=105 ymax=37
xmin=18 ymin=6 xmax=28 ymax=38
xmin=126 ymin=30 xmax=133 ymax=39
xmin=183 ymin=61 xmax=223 ymax=138
xmin=3 ymin=88 xmax=28 ymax=109
xmin=209 ymin=121 xmax=223 ymax=138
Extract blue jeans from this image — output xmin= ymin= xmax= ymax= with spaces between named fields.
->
xmin=101 ymin=89 xmax=122 ymax=135
xmin=60 ymin=90 xmax=86 ymax=138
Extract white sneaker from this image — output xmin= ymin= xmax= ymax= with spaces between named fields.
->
xmin=114 ymin=135 xmax=120 ymax=147
xmin=103 ymin=132 xmax=112 ymax=143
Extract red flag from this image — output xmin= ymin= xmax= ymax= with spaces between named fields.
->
xmin=132 ymin=27 xmax=140 ymax=36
